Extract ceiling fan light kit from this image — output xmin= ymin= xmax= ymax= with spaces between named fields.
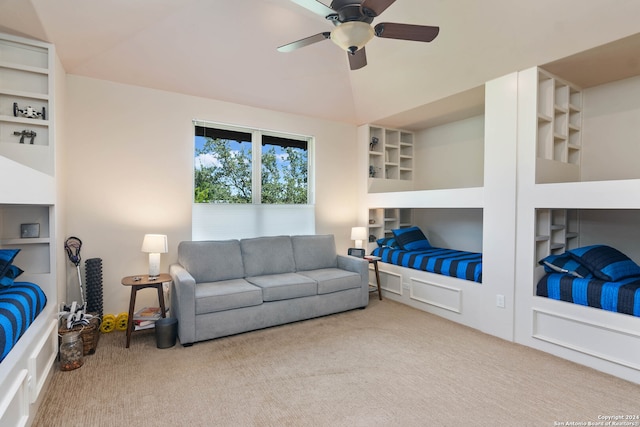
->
xmin=279 ymin=0 xmax=440 ymax=70
xmin=331 ymin=21 xmax=374 ymax=52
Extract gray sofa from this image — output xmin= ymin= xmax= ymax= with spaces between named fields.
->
xmin=169 ymin=234 xmax=369 ymax=345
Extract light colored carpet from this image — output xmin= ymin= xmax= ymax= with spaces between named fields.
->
xmin=34 ymin=298 xmax=639 ymax=426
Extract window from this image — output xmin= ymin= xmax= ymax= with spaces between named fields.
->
xmin=194 ymin=123 xmax=311 ymax=204
xmin=261 ymin=135 xmax=308 ymax=204
xmin=192 ymin=121 xmax=315 ymax=240
xmin=194 ymin=127 xmax=253 ymax=203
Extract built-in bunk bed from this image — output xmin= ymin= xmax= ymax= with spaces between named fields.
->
xmin=514 ymin=55 xmax=640 ymax=384
xmin=361 ymin=75 xmax=518 ymax=342
xmin=0 ymin=32 xmax=59 ymax=426
xmin=364 ymin=204 xmax=490 ymax=334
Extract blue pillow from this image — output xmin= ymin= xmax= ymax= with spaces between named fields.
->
xmin=0 ymin=265 xmax=23 ymax=287
xmin=538 ymin=253 xmax=592 ymax=278
xmin=392 ymin=227 xmax=431 ymax=251
xmin=0 ymin=249 xmax=20 ymax=279
xmin=376 ymin=237 xmax=399 ymax=249
xmin=568 ymin=245 xmax=640 ymax=282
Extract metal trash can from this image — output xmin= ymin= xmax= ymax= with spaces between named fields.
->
xmin=155 ymin=317 xmax=178 ymax=349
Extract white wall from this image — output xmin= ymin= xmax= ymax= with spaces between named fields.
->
xmin=413 ymin=115 xmax=485 ymax=190
xmin=61 ymin=75 xmax=359 ymax=314
xmin=581 ymin=75 xmax=640 ymax=182
xmin=412 ymin=208 xmax=483 ymax=253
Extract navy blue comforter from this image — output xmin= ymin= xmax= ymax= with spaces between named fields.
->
xmin=0 ymin=282 xmax=47 ymax=362
xmin=536 ymin=273 xmax=640 ymax=317
xmin=371 ymin=247 xmax=482 ymax=283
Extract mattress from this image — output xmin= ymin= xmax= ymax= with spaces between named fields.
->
xmin=0 ymin=282 xmax=47 ymax=362
xmin=371 ymin=246 xmax=482 ymax=283
xmin=536 ymin=273 xmax=640 ymax=317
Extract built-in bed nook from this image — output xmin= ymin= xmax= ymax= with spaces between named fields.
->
xmin=535 ymin=209 xmax=640 ymax=318
xmin=366 ymin=208 xmax=486 ymax=327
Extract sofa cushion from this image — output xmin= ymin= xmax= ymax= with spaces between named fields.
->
xmin=241 ymin=236 xmax=296 ymax=277
xmin=246 ymin=273 xmax=317 ymax=302
xmin=178 ymin=240 xmax=245 ymax=283
xmin=298 ymin=268 xmax=361 ymax=295
xmin=292 ymin=235 xmax=338 ymax=271
xmin=195 ymin=279 xmax=263 ymax=315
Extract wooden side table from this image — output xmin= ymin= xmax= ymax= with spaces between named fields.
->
xmin=121 ymin=273 xmax=171 ymax=348
xmin=365 ymin=256 xmax=382 ymax=300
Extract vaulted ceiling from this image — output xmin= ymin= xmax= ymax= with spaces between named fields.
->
xmin=2 ymin=0 xmax=640 ymax=128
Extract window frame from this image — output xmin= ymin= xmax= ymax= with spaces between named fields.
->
xmin=193 ymin=120 xmax=315 ymax=205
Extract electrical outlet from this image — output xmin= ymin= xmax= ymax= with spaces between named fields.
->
xmin=402 ymin=282 xmax=410 ymax=290
xmin=496 ymin=294 xmax=505 ymax=308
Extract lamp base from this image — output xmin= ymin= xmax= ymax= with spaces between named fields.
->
xmin=148 ymin=253 xmax=160 ymax=279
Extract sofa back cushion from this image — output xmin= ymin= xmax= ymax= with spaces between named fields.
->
xmin=241 ymin=236 xmax=296 ymax=277
xmin=292 ymin=234 xmax=337 ymax=271
xmin=178 ymin=240 xmax=245 ymax=283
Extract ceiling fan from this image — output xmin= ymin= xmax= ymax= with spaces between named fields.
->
xmin=277 ymin=0 xmax=439 ymax=70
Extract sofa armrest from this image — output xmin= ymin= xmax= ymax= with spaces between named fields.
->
xmin=169 ymin=263 xmax=197 ymax=344
xmin=337 ymin=254 xmax=369 ymax=306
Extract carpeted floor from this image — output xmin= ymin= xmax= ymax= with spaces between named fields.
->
xmin=34 ymin=298 xmax=639 ymax=426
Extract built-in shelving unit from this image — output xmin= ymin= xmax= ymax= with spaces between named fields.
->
xmin=515 ymin=34 xmax=640 ymax=384
xmin=367 ymin=125 xmax=413 ymax=183
xmin=0 ymin=35 xmax=53 ymax=176
xmin=367 ymin=208 xmax=412 ymax=250
xmin=534 ymin=208 xmax=579 ymax=263
xmin=536 ymin=69 xmax=582 ymax=184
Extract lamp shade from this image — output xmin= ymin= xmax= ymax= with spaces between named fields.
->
xmin=331 ymin=21 xmax=374 ymax=52
xmin=141 ymin=234 xmax=168 ymax=254
xmin=350 ymin=227 xmax=368 ymax=241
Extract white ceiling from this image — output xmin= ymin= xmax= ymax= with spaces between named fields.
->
xmin=2 ymin=0 xmax=640 ymax=128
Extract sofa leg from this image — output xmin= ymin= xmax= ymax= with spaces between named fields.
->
xmin=181 ymin=342 xmax=194 ymax=347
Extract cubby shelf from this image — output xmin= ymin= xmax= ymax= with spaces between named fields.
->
xmin=536 ymin=69 xmax=582 ymax=184
xmin=367 ymin=125 xmax=413 ymax=182
xmin=534 ymin=208 xmax=579 ymax=264
xmin=367 ymin=208 xmax=412 ymax=251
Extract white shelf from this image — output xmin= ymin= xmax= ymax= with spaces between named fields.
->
xmin=0 ymin=88 xmax=49 ymax=100
xmin=0 ymin=115 xmax=49 ymax=126
xmin=0 ymin=61 xmax=48 ymax=75
xmin=1 ymin=238 xmax=50 ymax=245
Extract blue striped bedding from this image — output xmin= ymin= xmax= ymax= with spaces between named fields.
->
xmin=0 ymin=282 xmax=47 ymax=363
xmin=536 ymin=273 xmax=640 ymax=317
xmin=371 ymin=247 xmax=483 ymax=283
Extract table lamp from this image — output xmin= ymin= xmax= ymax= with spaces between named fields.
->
xmin=351 ymin=226 xmax=367 ymax=249
xmin=141 ymin=234 xmax=168 ymax=279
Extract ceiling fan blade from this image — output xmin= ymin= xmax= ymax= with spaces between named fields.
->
xmin=348 ymin=47 xmax=367 ymax=70
xmin=374 ymin=22 xmax=439 ymax=42
xmin=361 ymin=0 xmax=396 ymax=17
xmin=290 ymin=0 xmax=335 ymax=17
xmin=277 ymin=32 xmax=331 ymax=53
